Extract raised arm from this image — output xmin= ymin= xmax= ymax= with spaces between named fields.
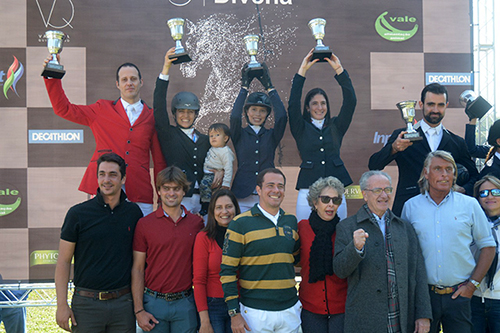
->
xmin=328 ymin=53 xmax=357 ymax=136
xmin=153 ymin=48 xmax=176 ymax=134
xmin=43 ymin=54 xmax=98 ymax=126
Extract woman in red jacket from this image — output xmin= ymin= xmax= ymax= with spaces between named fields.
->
xmin=298 ymin=176 xmax=348 ymax=332
xmin=193 ymin=189 xmax=241 ymax=333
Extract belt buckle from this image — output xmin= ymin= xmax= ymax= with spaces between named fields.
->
xmin=98 ymin=291 xmax=108 ymax=300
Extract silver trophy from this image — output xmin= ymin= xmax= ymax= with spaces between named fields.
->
xmin=167 ymin=18 xmax=191 ymax=64
xmin=396 ymin=100 xmax=422 ymax=141
xmin=41 ymin=30 xmax=66 ymax=79
xmin=308 ymin=18 xmax=332 ymax=62
xmin=243 ymin=35 xmax=264 ymax=78
xmin=460 ymin=90 xmax=492 ymax=120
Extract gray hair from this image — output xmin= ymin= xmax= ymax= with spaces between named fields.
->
xmin=307 ymin=176 xmax=344 ymax=208
xmin=418 ymin=150 xmax=457 ymax=194
xmin=359 ymin=170 xmax=392 ymax=190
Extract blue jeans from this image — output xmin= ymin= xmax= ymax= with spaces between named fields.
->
xmin=471 ymin=295 xmax=500 ymax=333
xmin=0 ymin=307 xmax=26 ymax=333
xmin=142 ymin=292 xmax=197 ymax=333
xmin=207 ymin=297 xmax=231 ymax=333
xmin=300 ymin=308 xmax=344 ymax=333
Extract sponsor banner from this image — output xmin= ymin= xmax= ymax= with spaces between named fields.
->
xmin=0 ymin=49 xmax=26 ymax=107
xmin=345 ymin=185 xmax=363 ymax=200
xmin=29 ymin=130 xmax=84 ymax=144
xmin=30 ymin=250 xmax=59 ymax=266
xmin=426 ymin=72 xmax=472 ymax=86
xmin=0 ymin=170 xmax=28 ymax=229
xmin=374 ymin=9 xmax=419 ymax=42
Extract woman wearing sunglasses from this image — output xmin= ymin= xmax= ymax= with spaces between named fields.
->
xmin=297 ymin=176 xmax=348 ymax=332
xmin=472 ymin=175 xmax=500 ymax=333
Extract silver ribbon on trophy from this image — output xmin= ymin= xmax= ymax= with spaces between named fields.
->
xmin=308 ymin=18 xmax=332 ymax=62
xmin=459 ymin=90 xmax=492 ymax=120
xmin=243 ymin=35 xmax=264 ymax=78
xmin=41 ymin=30 xmax=66 ymax=79
xmin=167 ymin=18 xmax=192 ymax=64
xmin=397 ymin=100 xmax=422 ymax=141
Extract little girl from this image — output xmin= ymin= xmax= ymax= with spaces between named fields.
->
xmin=200 ymin=123 xmax=235 ymax=216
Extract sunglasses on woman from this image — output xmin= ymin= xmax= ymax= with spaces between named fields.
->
xmin=318 ymin=195 xmax=342 ymax=205
xmin=479 ymin=189 xmax=500 ymax=198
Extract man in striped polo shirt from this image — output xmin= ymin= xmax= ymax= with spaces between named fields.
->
xmin=221 ymin=168 xmax=301 ymax=333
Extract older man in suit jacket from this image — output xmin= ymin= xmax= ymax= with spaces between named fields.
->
xmin=333 ymin=170 xmax=432 ymax=333
xmin=368 ymin=83 xmax=477 ymax=216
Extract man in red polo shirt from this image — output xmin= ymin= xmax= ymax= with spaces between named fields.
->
xmin=131 ymin=166 xmax=204 ymax=332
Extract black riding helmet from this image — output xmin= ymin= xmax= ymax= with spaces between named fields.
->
xmin=243 ymin=92 xmax=272 ymax=125
xmin=171 ymin=91 xmax=200 ymax=128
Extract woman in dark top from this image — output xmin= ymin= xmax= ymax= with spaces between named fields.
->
xmin=288 ymin=49 xmax=356 ymax=221
xmin=230 ymin=63 xmax=287 ymax=213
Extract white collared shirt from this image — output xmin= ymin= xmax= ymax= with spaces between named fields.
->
xmin=121 ymin=98 xmax=143 ymax=126
xmin=421 ymin=121 xmax=443 ymax=152
xmin=257 ymin=204 xmax=280 ymax=226
xmin=311 ymin=118 xmax=325 ymax=130
xmin=180 ymin=127 xmax=197 ymax=142
xmin=249 ymin=125 xmax=261 ymax=134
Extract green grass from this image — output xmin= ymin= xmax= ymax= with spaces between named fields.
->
xmin=0 ymin=289 xmax=66 ymax=333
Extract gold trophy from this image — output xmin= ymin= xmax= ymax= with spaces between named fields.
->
xmin=41 ymin=30 xmax=66 ymax=79
xmin=308 ymin=18 xmax=332 ymax=62
xmin=167 ymin=18 xmax=192 ymax=64
xmin=243 ymin=35 xmax=264 ymax=78
xmin=396 ymin=100 xmax=422 ymax=141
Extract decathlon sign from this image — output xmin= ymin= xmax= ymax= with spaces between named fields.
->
xmin=29 ymin=130 xmax=84 ymax=143
xmin=426 ymin=73 xmax=472 ymax=86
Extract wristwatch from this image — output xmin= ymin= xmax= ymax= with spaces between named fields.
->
xmin=228 ymin=308 xmax=240 ymax=317
xmin=470 ymin=279 xmax=480 ymax=289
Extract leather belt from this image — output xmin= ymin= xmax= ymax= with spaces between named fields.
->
xmin=75 ymin=287 xmax=130 ymax=300
xmin=429 ymin=282 xmax=467 ymax=295
xmin=144 ymin=287 xmax=192 ymax=301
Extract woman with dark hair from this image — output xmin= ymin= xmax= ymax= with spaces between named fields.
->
xmin=472 ymin=175 xmax=500 ymax=333
xmin=230 ymin=63 xmax=287 ymax=213
xmin=298 ymin=176 xmax=347 ymax=332
xmin=193 ymin=189 xmax=241 ymax=333
xmin=478 ymin=120 xmax=500 ymax=179
xmin=288 ymin=49 xmax=356 ymax=221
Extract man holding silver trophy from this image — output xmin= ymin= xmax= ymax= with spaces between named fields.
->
xmin=42 ymin=31 xmax=166 ymax=217
xmin=369 ymin=83 xmax=478 ymax=216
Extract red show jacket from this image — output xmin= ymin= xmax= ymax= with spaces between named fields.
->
xmin=45 ymin=78 xmax=166 ymax=204
xmin=298 ymin=219 xmax=347 ymax=315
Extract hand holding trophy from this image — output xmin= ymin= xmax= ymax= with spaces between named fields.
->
xmin=243 ymin=34 xmax=264 ymax=79
xmin=308 ymin=18 xmax=332 ymax=62
xmin=396 ymin=100 xmax=423 ymax=141
xmin=41 ymin=30 xmax=66 ymax=79
xmin=167 ymin=18 xmax=192 ymax=65
xmin=459 ymin=90 xmax=492 ymax=120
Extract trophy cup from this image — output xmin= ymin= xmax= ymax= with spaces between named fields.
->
xmin=167 ymin=18 xmax=192 ymax=65
xmin=396 ymin=100 xmax=423 ymax=141
xmin=41 ymin=30 xmax=66 ymax=79
xmin=308 ymin=18 xmax=332 ymax=62
xmin=459 ymin=90 xmax=492 ymax=120
xmin=243 ymin=35 xmax=264 ymax=78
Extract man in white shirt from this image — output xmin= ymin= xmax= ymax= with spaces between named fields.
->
xmin=369 ymin=83 xmax=478 ymax=215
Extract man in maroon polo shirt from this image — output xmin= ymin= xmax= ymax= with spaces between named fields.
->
xmin=131 ymin=166 xmax=204 ymax=332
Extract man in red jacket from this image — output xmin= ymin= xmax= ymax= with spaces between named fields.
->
xmin=43 ymin=56 xmax=166 ymax=215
